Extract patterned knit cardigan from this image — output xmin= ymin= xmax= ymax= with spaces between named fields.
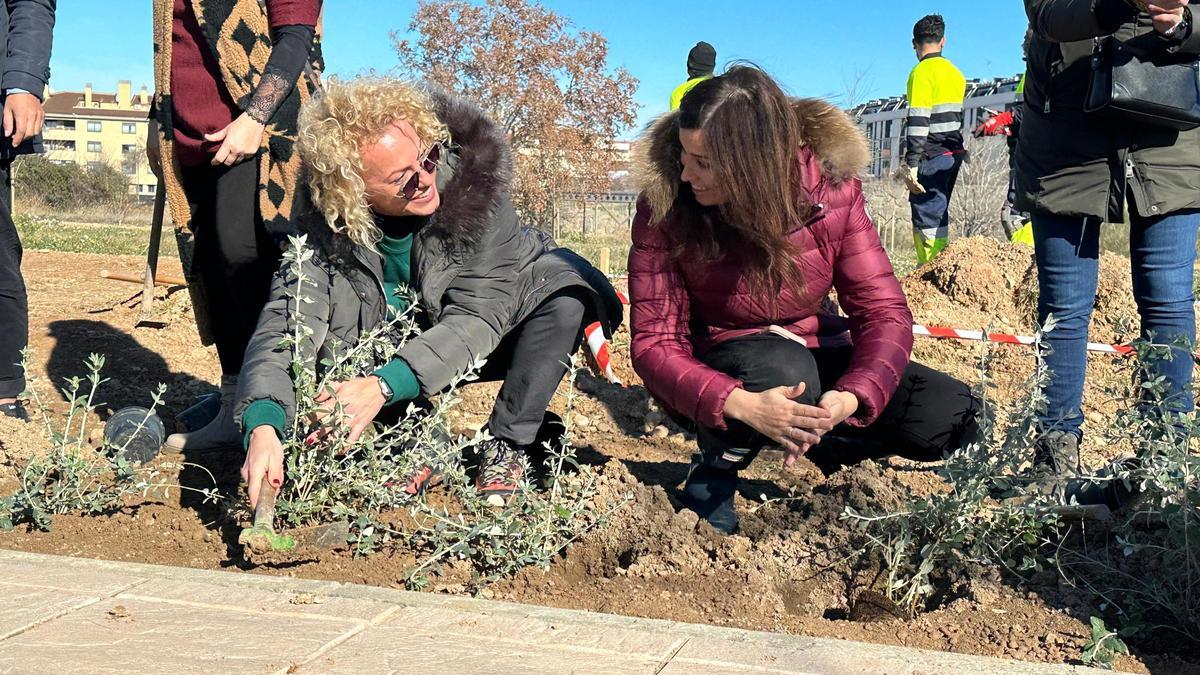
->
xmin=151 ymin=0 xmax=322 ymax=343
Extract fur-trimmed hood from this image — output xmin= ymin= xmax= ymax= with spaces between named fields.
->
xmin=424 ymin=89 xmax=514 ymax=249
xmin=633 ymin=97 xmax=870 ymax=223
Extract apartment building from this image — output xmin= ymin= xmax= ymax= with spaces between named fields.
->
xmin=41 ymin=80 xmax=157 ymax=200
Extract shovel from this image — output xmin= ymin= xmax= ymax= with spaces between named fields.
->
xmin=136 ymin=185 xmax=168 ymax=328
xmin=238 ymin=483 xmax=351 ymax=555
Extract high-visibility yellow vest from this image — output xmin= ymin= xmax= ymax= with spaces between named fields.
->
xmin=670 ymin=76 xmax=711 ymax=111
xmin=904 ymin=54 xmax=966 ymax=166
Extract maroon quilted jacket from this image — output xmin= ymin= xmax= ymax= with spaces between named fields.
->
xmin=628 ymin=98 xmax=914 ymax=432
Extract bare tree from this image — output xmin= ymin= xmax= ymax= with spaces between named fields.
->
xmin=837 ymin=65 xmax=875 ymax=111
xmin=862 ymin=176 xmax=915 ymax=271
xmin=949 ymin=136 xmax=1008 ymax=239
xmin=393 ymin=0 xmax=639 ymax=227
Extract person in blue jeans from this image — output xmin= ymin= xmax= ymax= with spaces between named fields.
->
xmin=1018 ymin=0 xmax=1200 ymax=501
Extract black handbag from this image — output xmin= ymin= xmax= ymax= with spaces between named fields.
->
xmin=1085 ymin=34 xmax=1200 ymax=131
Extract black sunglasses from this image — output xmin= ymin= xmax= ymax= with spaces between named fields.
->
xmin=400 ymin=143 xmax=442 ymax=200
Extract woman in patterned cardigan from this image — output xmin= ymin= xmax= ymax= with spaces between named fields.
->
xmin=147 ymin=0 xmax=322 ymax=452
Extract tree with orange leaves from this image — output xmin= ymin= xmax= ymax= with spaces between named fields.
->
xmin=394 ymin=0 xmax=639 ymax=226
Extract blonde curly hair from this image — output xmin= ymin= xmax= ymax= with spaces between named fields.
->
xmin=298 ymin=77 xmax=449 ymax=248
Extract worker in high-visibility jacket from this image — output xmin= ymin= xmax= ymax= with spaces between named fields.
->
xmin=895 ymin=14 xmax=967 ymax=264
xmin=670 ymin=41 xmax=716 ymax=111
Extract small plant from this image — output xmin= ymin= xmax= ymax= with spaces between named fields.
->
xmin=0 ymin=352 xmax=218 ymax=531
xmin=1082 ymin=617 xmax=1130 ymax=670
xmin=263 ymin=236 xmax=623 ymax=586
xmin=401 ymin=356 xmax=628 ymax=589
xmin=1054 ymin=336 xmax=1200 ymax=644
xmin=843 ymin=321 xmax=1062 ymax=616
xmin=265 ymin=237 xmax=447 ymax=535
xmin=847 ymin=315 xmax=1200 ymax=652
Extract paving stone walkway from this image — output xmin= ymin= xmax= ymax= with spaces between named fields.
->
xmin=0 ymin=549 xmax=1118 ymax=674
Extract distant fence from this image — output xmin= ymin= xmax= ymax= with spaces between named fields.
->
xmin=551 ymin=192 xmax=638 ymax=241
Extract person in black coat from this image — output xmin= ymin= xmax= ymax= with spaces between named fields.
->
xmin=1019 ymin=0 xmax=1200 ymax=498
xmin=0 ymin=0 xmax=55 ymax=422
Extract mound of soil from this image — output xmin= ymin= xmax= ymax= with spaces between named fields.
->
xmin=903 ymin=236 xmax=1139 ymax=344
xmin=902 ymin=238 xmax=1145 ymax=465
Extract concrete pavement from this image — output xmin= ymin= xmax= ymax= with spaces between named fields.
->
xmin=0 ymin=549 xmax=1119 ymax=674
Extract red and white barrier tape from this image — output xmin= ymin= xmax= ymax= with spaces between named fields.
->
xmin=913 ymin=325 xmax=1134 ymax=356
xmin=584 ymin=321 xmax=620 ymax=384
xmin=580 ymin=290 xmax=630 ymax=385
xmin=599 ymin=272 xmax=1151 ymax=388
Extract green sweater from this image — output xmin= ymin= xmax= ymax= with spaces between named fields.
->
xmin=242 ymin=224 xmax=422 ymax=447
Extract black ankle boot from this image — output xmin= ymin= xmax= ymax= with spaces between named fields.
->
xmin=681 ymin=458 xmax=739 ymax=534
xmin=0 ymin=401 xmax=29 ymax=423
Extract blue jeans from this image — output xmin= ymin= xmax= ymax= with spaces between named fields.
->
xmin=1032 ymin=209 xmax=1200 ymax=438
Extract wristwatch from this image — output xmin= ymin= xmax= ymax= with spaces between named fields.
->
xmin=1164 ymin=7 xmax=1193 ymax=38
xmin=375 ymin=375 xmax=394 ymax=402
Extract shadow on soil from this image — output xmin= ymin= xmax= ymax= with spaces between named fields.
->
xmin=46 ymin=319 xmax=215 ymax=422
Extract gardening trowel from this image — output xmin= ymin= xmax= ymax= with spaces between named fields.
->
xmin=238 ymin=483 xmax=350 ymax=555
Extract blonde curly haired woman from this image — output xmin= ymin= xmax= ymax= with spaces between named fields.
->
xmin=235 ymin=78 xmax=622 ymax=507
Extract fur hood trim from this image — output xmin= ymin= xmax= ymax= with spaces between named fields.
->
xmin=633 ymin=97 xmax=870 ymax=222
xmin=425 ymin=89 xmax=514 ymax=248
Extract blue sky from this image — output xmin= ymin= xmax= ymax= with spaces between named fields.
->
xmin=51 ymin=1 xmax=1028 ymax=136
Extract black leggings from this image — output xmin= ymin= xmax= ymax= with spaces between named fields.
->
xmin=689 ymin=334 xmax=981 ymax=471
xmin=379 ymin=289 xmax=591 ymax=448
xmin=181 ymin=159 xmax=280 ymax=374
xmin=0 ymin=160 xmax=24 ymax=399
xmin=475 ymin=288 xmax=589 ymax=446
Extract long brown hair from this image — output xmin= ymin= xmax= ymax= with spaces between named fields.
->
xmin=675 ymin=65 xmax=811 ymax=302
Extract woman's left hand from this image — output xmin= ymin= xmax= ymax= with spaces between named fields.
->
xmin=817 ymin=390 xmax=860 ymax=427
xmin=308 ymin=376 xmax=387 ymax=444
xmin=205 ymin=113 xmax=266 ymax=167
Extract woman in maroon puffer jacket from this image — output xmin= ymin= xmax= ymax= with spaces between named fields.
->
xmin=628 ymin=66 xmax=980 ymax=533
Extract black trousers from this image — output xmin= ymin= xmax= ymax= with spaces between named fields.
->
xmin=691 ymin=334 xmax=981 ymax=471
xmin=475 ymin=288 xmax=589 ymax=447
xmin=0 ymin=160 xmax=24 ymax=399
xmin=180 ymin=159 xmax=280 ymax=374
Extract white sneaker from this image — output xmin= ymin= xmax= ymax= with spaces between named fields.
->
xmin=164 ymin=375 xmax=241 ymax=452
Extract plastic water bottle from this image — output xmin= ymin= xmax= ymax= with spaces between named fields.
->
xmin=103 ymin=407 xmax=166 ymax=465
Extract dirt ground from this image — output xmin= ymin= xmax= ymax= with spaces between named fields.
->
xmin=0 ymin=241 xmax=1195 ymax=673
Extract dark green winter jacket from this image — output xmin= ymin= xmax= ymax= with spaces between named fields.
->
xmin=1017 ymin=0 xmax=1200 ymax=221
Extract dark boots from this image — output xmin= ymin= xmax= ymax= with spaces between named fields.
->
xmin=1030 ymin=431 xmax=1138 ymax=511
xmin=0 ymin=400 xmax=29 ymax=422
xmin=681 ymin=456 xmax=739 ymax=534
